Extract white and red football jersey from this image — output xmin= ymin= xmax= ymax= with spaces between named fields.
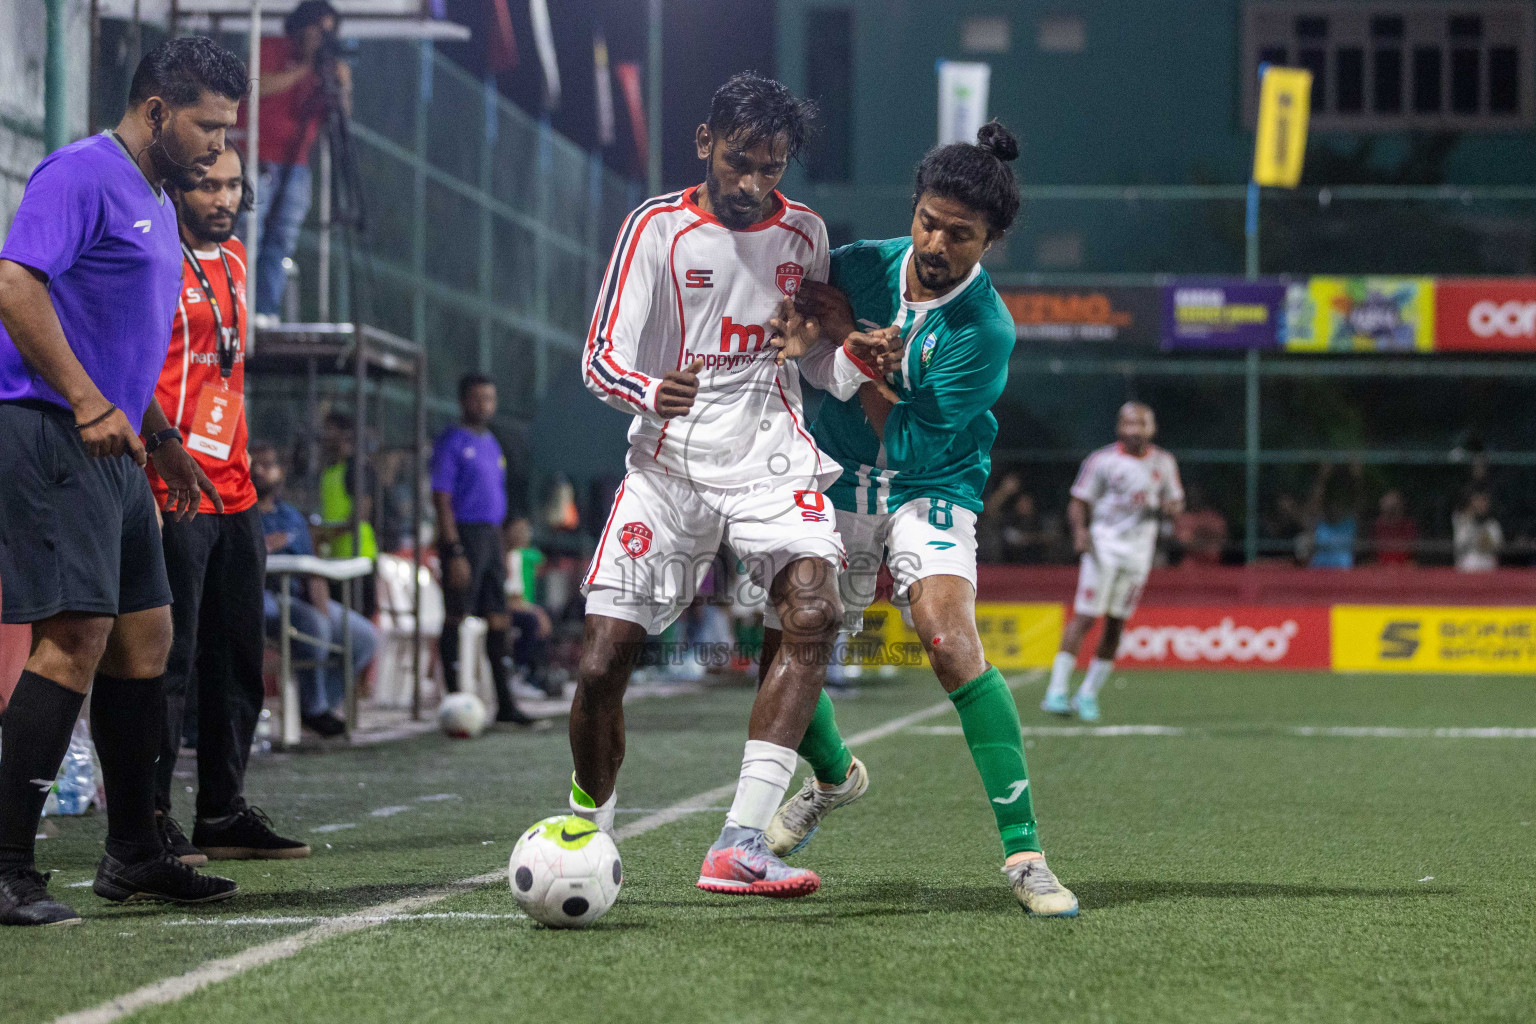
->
xmin=583 ymin=186 xmax=838 ymax=490
xmin=1070 ymin=443 xmax=1184 ymax=567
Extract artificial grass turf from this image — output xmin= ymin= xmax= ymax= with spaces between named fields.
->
xmin=6 ymin=670 xmax=1535 ymax=1024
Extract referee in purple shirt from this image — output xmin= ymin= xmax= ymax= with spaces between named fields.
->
xmin=0 ymin=39 xmax=248 ymax=926
xmin=433 ymin=374 xmax=539 ymax=727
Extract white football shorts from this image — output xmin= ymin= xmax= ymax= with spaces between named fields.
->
xmin=1072 ymin=551 xmax=1149 ymax=620
xmin=764 ymin=496 xmax=978 ymax=633
xmin=583 ymin=468 xmax=843 ymax=635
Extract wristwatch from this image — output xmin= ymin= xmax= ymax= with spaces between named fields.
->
xmin=143 ymin=427 xmax=183 ymax=455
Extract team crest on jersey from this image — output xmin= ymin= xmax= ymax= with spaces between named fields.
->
xmin=920 ymin=333 xmax=938 ymax=365
xmin=619 ymin=521 xmax=652 ymax=558
xmin=776 ymin=261 xmax=805 ymax=296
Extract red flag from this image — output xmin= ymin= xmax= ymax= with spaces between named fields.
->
xmin=488 ymin=0 xmax=518 ymax=75
xmin=615 ymin=61 xmax=647 ymax=174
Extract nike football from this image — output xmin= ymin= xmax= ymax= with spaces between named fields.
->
xmin=438 ymin=693 xmax=488 ymax=739
xmin=509 ymin=815 xmax=622 ymax=928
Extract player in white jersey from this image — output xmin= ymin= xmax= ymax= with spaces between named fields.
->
xmin=1042 ymin=402 xmax=1183 ymax=721
xmin=568 ymin=73 xmax=852 ymax=899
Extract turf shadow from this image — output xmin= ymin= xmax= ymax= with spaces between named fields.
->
xmin=1073 ymin=879 xmax=1458 ymax=909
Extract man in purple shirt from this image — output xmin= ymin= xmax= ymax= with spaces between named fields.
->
xmin=0 ymin=38 xmax=247 ymax=927
xmin=432 ymin=374 xmax=538 ymax=727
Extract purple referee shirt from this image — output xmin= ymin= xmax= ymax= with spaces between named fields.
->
xmin=0 ymin=132 xmax=183 ymax=431
xmin=431 ymin=424 xmax=508 ymax=525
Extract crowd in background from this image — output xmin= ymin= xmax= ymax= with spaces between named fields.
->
xmin=978 ymin=454 xmax=1521 ymax=572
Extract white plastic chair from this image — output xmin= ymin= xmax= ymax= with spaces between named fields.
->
xmin=374 ymin=553 xmax=446 ymax=709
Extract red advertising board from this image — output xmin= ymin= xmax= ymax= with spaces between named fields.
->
xmin=1435 ymin=279 xmax=1536 ymax=352
xmin=1075 ymin=606 xmax=1332 ymax=670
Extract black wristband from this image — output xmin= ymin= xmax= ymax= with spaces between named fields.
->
xmin=75 ymin=404 xmax=117 ymax=431
xmin=143 ymin=427 xmax=182 ymax=454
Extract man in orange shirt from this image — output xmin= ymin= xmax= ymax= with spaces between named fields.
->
xmin=148 ymin=146 xmax=308 ymax=863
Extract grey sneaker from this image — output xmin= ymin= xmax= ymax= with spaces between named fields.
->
xmin=697 ymin=825 xmax=821 ymax=898
xmin=1004 ymin=858 xmax=1079 ymax=917
xmin=765 ymin=756 xmax=870 ymax=858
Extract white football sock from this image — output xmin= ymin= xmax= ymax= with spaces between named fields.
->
xmin=1045 ymin=651 xmax=1075 ymax=700
xmin=570 ymin=786 xmax=617 ymax=834
xmin=726 ymin=739 xmax=798 ymax=832
xmin=1078 ymin=657 xmax=1114 ymax=700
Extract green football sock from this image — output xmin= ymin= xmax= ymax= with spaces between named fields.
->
xmin=796 ymin=689 xmax=853 ymax=786
xmin=949 ymin=666 xmax=1042 ymax=857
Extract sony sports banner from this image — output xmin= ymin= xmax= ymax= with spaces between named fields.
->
xmin=1000 ymin=286 xmax=1162 ymax=346
xmin=1284 ymin=277 xmax=1435 ymax=352
xmin=1161 ymin=279 xmax=1286 ymax=350
xmin=1434 ymin=279 xmax=1536 ymax=352
xmin=1075 ymin=606 xmax=1331 ymax=670
xmin=1332 ymin=605 xmax=1536 ymax=673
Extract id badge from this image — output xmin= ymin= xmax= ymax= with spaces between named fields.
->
xmin=186 ymin=384 xmax=243 ymax=461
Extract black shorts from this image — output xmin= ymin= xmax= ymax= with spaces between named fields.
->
xmin=0 ymin=400 xmax=172 ymax=624
xmin=442 ymin=521 xmax=507 ymax=619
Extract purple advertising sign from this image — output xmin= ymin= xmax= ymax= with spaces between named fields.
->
xmin=1161 ymin=279 xmax=1286 ymax=350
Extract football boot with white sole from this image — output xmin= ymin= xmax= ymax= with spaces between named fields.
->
xmin=765 ymin=756 xmax=869 ymax=858
xmin=1003 ymin=857 xmax=1079 ymax=917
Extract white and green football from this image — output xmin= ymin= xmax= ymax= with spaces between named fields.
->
xmin=509 ymin=815 xmax=622 ymax=928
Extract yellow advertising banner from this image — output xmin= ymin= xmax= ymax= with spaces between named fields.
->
xmin=1284 ymin=277 xmax=1435 ymax=353
xmin=1253 ymin=66 xmax=1312 ymax=187
xmin=858 ymin=601 xmax=1063 ymax=672
xmin=1332 ymin=605 xmax=1536 ymax=673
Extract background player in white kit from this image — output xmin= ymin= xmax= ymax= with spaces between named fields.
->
xmin=568 ymin=73 xmax=857 ymax=899
xmin=1042 ymin=402 xmax=1183 ymax=721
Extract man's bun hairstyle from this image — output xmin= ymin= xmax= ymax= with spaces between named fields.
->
xmin=706 ymin=72 xmax=817 ymax=162
xmin=912 ymin=119 xmax=1021 ymax=239
xmin=128 ymin=36 xmax=248 ymax=107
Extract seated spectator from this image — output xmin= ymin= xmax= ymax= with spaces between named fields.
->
xmin=504 ymin=516 xmax=555 ymax=695
xmin=251 ymin=442 xmax=378 ymax=737
xmin=1175 ymin=488 xmax=1228 ymax=565
xmin=998 ymin=491 xmax=1055 ymax=565
xmin=1371 ymin=489 xmax=1418 ymax=566
xmin=1452 ymin=490 xmax=1502 ymax=572
xmin=1306 ymin=463 xmax=1363 ymax=569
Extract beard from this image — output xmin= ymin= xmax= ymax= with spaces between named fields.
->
xmin=704 ymin=169 xmax=766 ymax=230
xmin=183 ymin=207 xmax=237 ymax=245
xmin=913 ymin=254 xmax=960 ymax=292
xmin=253 ymin=477 xmax=279 ymax=499
xmin=149 ymin=132 xmax=214 ymax=192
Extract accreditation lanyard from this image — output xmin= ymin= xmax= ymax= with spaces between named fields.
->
xmin=181 ymin=243 xmax=241 ymax=379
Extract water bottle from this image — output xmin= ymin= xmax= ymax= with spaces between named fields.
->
xmin=43 ymin=720 xmax=97 ymax=816
xmin=253 ymin=707 xmax=273 ymax=756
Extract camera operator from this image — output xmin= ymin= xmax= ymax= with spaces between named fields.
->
xmin=243 ymin=0 xmax=350 ymax=321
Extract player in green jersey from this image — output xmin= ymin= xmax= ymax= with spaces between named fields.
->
xmin=762 ymin=121 xmax=1077 ymax=917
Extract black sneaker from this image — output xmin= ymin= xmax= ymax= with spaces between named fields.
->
xmin=193 ymin=805 xmax=311 ymax=861
xmin=301 ymin=711 xmax=347 ymax=738
xmin=156 ymin=813 xmax=208 ymax=866
xmin=93 ymin=851 xmax=238 ymax=905
xmin=0 ymin=867 xmax=82 ymax=927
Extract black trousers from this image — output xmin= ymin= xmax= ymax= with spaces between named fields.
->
xmin=154 ymin=506 xmax=268 ymax=819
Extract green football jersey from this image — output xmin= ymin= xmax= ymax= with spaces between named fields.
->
xmin=811 ymin=237 xmax=1016 ymax=515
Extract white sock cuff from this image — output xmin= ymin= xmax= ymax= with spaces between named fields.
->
xmin=570 ymin=788 xmax=617 ymax=832
xmin=727 ymin=740 xmax=798 ymax=832
xmin=740 ymin=740 xmax=798 ymax=783
xmin=1080 ymin=657 xmax=1114 ymax=698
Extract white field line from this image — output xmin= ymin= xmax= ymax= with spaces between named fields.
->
xmin=909 ymin=724 xmax=1536 ymax=739
xmin=160 ymin=912 xmax=528 ymax=927
xmin=58 ymin=670 xmax=1040 ymax=1024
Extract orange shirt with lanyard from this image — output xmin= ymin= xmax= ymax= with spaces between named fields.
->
xmin=146 ymin=237 xmax=258 ymax=514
